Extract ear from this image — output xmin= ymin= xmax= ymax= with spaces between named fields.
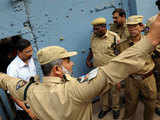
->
xmin=52 ymin=65 xmax=63 ymax=78
xmin=17 ymin=50 xmax=21 ymax=56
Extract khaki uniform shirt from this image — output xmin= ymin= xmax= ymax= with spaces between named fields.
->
xmin=117 ymin=35 xmax=155 ymax=74
xmin=91 ymin=30 xmax=120 ymax=67
xmin=0 ymin=36 xmax=154 ymax=120
xmin=110 ymin=23 xmax=129 ymax=42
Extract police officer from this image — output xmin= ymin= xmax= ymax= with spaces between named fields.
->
xmin=86 ymin=17 xmax=121 ymax=119
xmin=117 ymin=15 xmax=157 ymax=120
xmin=110 ymin=8 xmax=130 ymax=43
xmin=0 ymin=14 xmax=160 ymax=120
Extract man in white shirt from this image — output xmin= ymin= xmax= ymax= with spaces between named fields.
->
xmin=7 ymin=39 xmax=37 ymax=120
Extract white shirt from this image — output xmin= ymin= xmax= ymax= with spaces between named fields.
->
xmin=7 ymin=56 xmax=37 ymax=110
xmin=7 ymin=56 xmax=37 ymax=81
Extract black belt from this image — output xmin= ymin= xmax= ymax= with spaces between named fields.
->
xmin=24 ymin=77 xmax=35 ymax=108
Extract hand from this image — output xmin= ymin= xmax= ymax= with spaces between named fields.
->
xmin=147 ymin=13 xmax=160 ymax=46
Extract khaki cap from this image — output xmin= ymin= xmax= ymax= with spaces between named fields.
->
xmin=130 ymin=15 xmax=143 ymax=23
xmin=126 ymin=15 xmax=143 ymax=25
xmin=91 ymin=18 xmax=106 ymax=25
xmin=37 ymin=46 xmax=77 ymax=65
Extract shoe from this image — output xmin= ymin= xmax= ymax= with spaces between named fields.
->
xmin=155 ymin=107 xmax=160 ymax=116
xmin=112 ymin=109 xmax=120 ymax=119
xmin=98 ymin=108 xmax=112 ymax=119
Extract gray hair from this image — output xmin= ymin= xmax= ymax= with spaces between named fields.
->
xmin=41 ymin=59 xmax=62 ymax=76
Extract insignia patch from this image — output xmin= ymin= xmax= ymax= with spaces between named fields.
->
xmin=78 ymin=68 xmax=99 ymax=83
xmin=16 ymin=80 xmax=27 ymax=90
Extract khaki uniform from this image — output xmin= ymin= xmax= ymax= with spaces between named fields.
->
xmin=117 ymin=35 xmax=157 ymax=120
xmin=91 ymin=30 xmax=120 ymax=111
xmin=0 ymin=37 xmax=155 ymax=120
xmin=110 ymin=23 xmax=130 ymax=43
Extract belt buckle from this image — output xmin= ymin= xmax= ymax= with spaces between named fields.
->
xmin=132 ymin=74 xmax=143 ymax=80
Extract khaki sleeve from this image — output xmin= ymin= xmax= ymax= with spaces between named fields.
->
xmin=101 ymin=36 xmax=154 ymax=84
xmin=68 ymin=68 xmax=111 ymax=103
xmin=0 ymin=73 xmax=26 ymax=101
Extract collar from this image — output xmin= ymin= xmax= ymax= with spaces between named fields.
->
xmin=16 ymin=56 xmax=27 ymax=67
xmin=43 ymin=74 xmax=72 ymax=84
xmin=16 ymin=55 xmax=33 ymax=67
xmin=43 ymin=76 xmax=64 ymax=84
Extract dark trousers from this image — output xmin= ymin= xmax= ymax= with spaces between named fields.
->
xmin=14 ymin=110 xmax=32 ymax=120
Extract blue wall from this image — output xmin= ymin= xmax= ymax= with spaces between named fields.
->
xmin=136 ymin=0 xmax=158 ymax=23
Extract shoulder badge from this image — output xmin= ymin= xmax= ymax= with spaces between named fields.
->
xmin=16 ymin=80 xmax=27 ymax=90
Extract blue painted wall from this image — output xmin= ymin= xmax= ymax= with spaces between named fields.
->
xmin=26 ymin=0 xmax=124 ymax=77
xmin=135 ymin=0 xmax=158 ymax=23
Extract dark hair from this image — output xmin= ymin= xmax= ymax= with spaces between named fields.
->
xmin=41 ymin=59 xmax=62 ymax=76
xmin=0 ymin=35 xmax=22 ymax=73
xmin=156 ymin=0 xmax=160 ymax=10
xmin=17 ymin=39 xmax=31 ymax=52
xmin=41 ymin=63 xmax=54 ymax=76
xmin=112 ymin=8 xmax=126 ymax=18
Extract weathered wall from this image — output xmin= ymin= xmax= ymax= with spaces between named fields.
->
xmin=136 ymin=0 xmax=158 ymax=23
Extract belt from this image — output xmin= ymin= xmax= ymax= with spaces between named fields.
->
xmin=24 ymin=77 xmax=35 ymax=108
xmin=130 ymin=71 xmax=153 ymax=80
